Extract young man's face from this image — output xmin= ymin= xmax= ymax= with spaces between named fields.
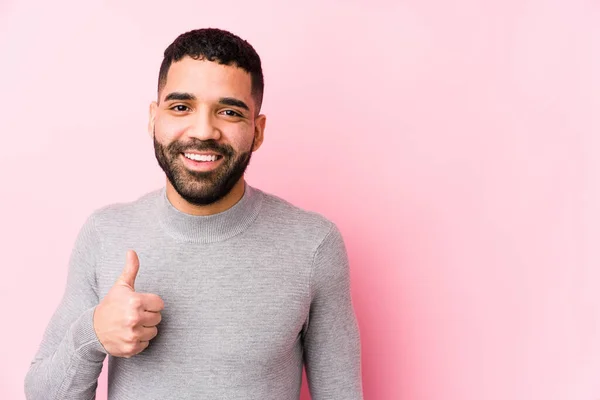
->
xmin=149 ymin=56 xmax=265 ymax=205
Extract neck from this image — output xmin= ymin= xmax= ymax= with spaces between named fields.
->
xmin=165 ymin=178 xmax=246 ymax=216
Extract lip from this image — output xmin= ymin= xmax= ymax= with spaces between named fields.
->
xmin=180 ymin=153 xmax=224 ymax=172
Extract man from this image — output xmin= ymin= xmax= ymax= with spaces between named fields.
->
xmin=25 ymin=28 xmax=363 ymax=399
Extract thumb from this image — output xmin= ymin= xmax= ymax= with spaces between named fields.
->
xmin=117 ymin=250 xmax=139 ymax=290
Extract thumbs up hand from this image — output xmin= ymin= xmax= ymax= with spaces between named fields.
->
xmin=93 ymin=250 xmax=164 ymax=358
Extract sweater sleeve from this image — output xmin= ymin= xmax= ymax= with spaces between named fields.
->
xmin=302 ymin=223 xmax=364 ymax=399
xmin=25 ymin=214 xmax=108 ymax=400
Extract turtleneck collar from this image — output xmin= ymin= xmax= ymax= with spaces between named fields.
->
xmin=157 ymin=182 xmax=263 ymax=243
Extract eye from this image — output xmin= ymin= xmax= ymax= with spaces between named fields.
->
xmin=170 ymin=104 xmax=190 ymax=112
xmin=221 ymin=109 xmax=242 ymax=117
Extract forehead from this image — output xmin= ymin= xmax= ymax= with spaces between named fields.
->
xmin=162 ymin=56 xmax=254 ymax=105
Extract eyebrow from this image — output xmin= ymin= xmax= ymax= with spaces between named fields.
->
xmin=163 ymin=92 xmax=196 ymax=102
xmin=219 ymin=97 xmax=250 ymax=112
xmin=163 ymin=92 xmax=250 ymax=112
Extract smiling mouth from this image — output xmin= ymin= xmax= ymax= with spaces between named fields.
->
xmin=182 ymin=152 xmax=224 ymax=162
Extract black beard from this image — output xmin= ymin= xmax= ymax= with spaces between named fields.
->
xmin=153 ymin=133 xmax=254 ymax=206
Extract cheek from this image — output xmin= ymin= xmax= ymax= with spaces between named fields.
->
xmin=154 ymin=117 xmax=187 ymax=143
xmin=220 ymin=124 xmax=255 ymax=152
xmin=154 ymin=114 xmax=255 ymax=150
xmin=232 ymin=134 xmax=255 ymax=155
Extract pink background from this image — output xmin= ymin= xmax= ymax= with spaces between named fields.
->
xmin=1 ymin=0 xmax=599 ymax=399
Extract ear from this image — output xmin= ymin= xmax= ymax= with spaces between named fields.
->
xmin=148 ymin=101 xmax=158 ymax=138
xmin=252 ymin=114 xmax=266 ymax=152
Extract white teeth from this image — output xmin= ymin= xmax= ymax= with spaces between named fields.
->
xmin=184 ymin=153 xmax=218 ymax=162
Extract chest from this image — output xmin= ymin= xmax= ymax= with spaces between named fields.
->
xmin=96 ymin=244 xmax=312 ymax=364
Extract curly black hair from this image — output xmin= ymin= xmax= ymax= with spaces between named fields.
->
xmin=158 ymin=28 xmax=264 ymax=114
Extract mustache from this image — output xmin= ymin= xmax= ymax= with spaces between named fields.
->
xmin=166 ymin=138 xmax=234 ymax=158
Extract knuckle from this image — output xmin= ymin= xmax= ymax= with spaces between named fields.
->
xmin=124 ymin=331 xmax=139 ymax=343
xmin=128 ymin=296 xmax=142 ymax=309
xmin=124 ymin=343 xmax=138 ymax=355
xmin=125 ymin=313 xmax=139 ymax=327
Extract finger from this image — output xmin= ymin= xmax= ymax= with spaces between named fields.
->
xmin=139 ymin=326 xmax=158 ymax=342
xmin=141 ymin=311 xmax=162 ymax=327
xmin=140 ymin=293 xmax=165 ymax=312
xmin=135 ymin=340 xmax=150 ymax=354
xmin=122 ymin=340 xmax=148 ymax=358
xmin=117 ymin=250 xmax=140 ymax=290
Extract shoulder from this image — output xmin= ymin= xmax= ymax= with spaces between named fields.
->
xmin=253 ymin=186 xmax=339 ymax=247
xmin=87 ymin=189 xmax=162 ymax=232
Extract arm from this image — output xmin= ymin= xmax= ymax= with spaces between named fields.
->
xmin=302 ymin=223 xmax=364 ymax=399
xmin=25 ymin=214 xmax=107 ymax=400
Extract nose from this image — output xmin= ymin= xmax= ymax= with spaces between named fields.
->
xmin=184 ymin=108 xmax=221 ymax=141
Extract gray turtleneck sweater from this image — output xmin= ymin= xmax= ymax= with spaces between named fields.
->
xmin=24 ymin=183 xmax=363 ymax=400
